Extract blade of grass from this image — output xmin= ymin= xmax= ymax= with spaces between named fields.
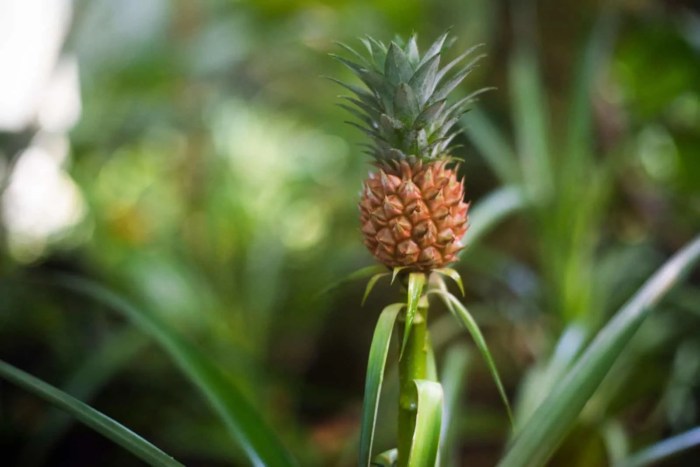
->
xmin=498 ymin=235 xmax=700 ymax=467
xmin=400 ymin=273 xmax=427 ymax=358
xmin=18 ymin=329 xmax=148 ymax=467
xmin=363 ymin=272 xmax=391 ymax=305
xmin=407 ymin=380 xmax=443 ymax=467
xmin=508 ymin=25 xmax=552 ymax=203
xmin=432 ymin=268 xmax=465 ymax=296
xmin=317 ymin=265 xmax=387 ymax=298
xmin=0 ymin=360 xmax=183 ymax=467
xmin=614 ymin=426 xmax=700 ymax=467
xmin=464 ymin=186 xmax=526 ymax=250
xmin=431 ymin=288 xmax=513 ymax=425
xmin=439 ymin=344 xmax=470 ymax=467
xmin=513 ymin=324 xmax=587 ymax=433
xmin=359 ymin=302 xmax=404 ymax=467
xmin=564 ymin=9 xmax=616 ymax=176
xmin=55 ymin=275 xmax=297 ymax=467
xmin=461 ymin=108 xmax=519 ymax=184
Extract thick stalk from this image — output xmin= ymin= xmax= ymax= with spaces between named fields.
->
xmin=397 ymin=295 xmax=429 ymax=466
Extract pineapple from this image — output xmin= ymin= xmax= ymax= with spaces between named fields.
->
xmin=333 ymin=33 xmax=484 ymax=271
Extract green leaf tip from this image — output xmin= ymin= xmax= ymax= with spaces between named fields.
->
xmin=317 ymin=264 xmax=386 ymax=299
xmin=430 ymin=289 xmax=514 ymax=426
xmin=433 ymin=268 xmax=465 ymax=296
xmin=400 ymin=272 xmax=427 ymax=359
xmin=391 ymin=266 xmax=408 ymax=284
xmin=363 ymin=272 xmax=391 ymax=306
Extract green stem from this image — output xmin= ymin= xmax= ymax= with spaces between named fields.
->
xmin=398 ymin=295 xmax=429 ymax=466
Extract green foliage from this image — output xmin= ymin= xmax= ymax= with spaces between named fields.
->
xmin=407 ymin=380 xmax=443 ymax=467
xmin=56 ymin=276 xmax=296 ymax=467
xmin=499 ymin=236 xmax=700 ymax=467
xmin=431 ymin=288 xmax=513 ymax=425
xmin=0 ymin=360 xmax=183 ymax=467
xmin=2 ymin=1 xmax=699 ymax=466
xmin=359 ymin=303 xmax=403 ymax=466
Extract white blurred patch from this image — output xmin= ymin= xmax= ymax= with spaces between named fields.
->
xmin=0 ymin=0 xmax=72 ymax=131
xmin=2 ymin=134 xmax=86 ymax=262
xmin=37 ymin=57 xmax=82 ymax=133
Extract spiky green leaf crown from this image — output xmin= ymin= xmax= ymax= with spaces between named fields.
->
xmin=332 ymin=33 xmax=487 ymax=165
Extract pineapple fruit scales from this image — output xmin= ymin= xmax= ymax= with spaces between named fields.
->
xmin=334 ymin=33 xmax=483 ymax=270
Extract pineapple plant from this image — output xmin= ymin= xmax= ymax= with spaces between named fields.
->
xmin=333 ymin=33 xmax=485 ymax=271
xmin=332 ymin=33 xmax=506 ymax=467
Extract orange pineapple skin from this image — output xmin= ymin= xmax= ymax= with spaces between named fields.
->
xmin=359 ymin=160 xmax=469 ymax=271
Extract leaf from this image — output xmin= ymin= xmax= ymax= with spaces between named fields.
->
xmin=18 ymin=329 xmax=148 ymax=467
xmin=406 ymin=34 xmax=419 ymax=65
xmin=509 ymin=44 xmax=552 ymax=203
xmin=334 ymin=41 xmax=374 ymax=69
xmin=564 ymin=11 xmax=616 ymax=179
xmin=391 ymin=266 xmax=408 ymax=284
xmin=0 ymin=360 xmax=184 ymax=467
xmin=385 ymin=42 xmax=413 ymax=85
xmin=400 ymin=273 xmax=427 ymax=358
xmin=512 ymin=324 xmax=587 ymax=433
xmin=431 ymin=289 xmax=513 ymax=424
xmin=359 ymin=303 xmax=404 ymax=467
xmin=498 ymin=235 xmax=700 ymax=467
xmin=55 ymin=276 xmax=297 ymax=467
xmin=391 ymin=266 xmax=407 ymax=284
xmin=614 ymin=426 xmax=700 ymax=467
xmin=432 ymin=268 xmax=465 ymax=296
xmin=460 ymin=108 xmax=519 ymax=184
xmin=414 ymin=99 xmax=447 ymax=129
xmin=394 ymin=83 xmax=420 ymax=122
xmin=464 ymin=186 xmax=526 ymax=250
xmin=408 ymin=54 xmax=440 ymax=105
xmin=432 ymin=54 xmax=485 ymax=102
xmin=439 ymin=344 xmax=471 ymax=465
xmin=363 ymin=272 xmax=391 ymax=306
xmin=372 ymin=448 xmax=398 ymax=467
xmin=418 ymin=32 xmax=449 ymax=68
xmin=407 ymin=380 xmax=443 ymax=467
xmin=434 ymin=43 xmax=484 ymax=86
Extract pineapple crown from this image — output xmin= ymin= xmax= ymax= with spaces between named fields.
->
xmin=332 ymin=32 xmax=489 ymax=166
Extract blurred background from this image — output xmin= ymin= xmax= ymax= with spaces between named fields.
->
xmin=1 ymin=0 xmax=699 ymax=465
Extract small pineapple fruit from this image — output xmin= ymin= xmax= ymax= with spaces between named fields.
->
xmin=334 ymin=33 xmax=485 ymax=271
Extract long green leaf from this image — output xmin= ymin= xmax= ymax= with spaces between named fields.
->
xmin=499 ymin=235 xmax=700 ymax=467
xmin=401 ymin=273 xmax=427 ymax=357
xmin=318 ymin=265 xmax=387 ymax=298
xmin=56 ymin=276 xmax=296 ymax=467
xmin=432 ymin=268 xmax=465 ymax=296
xmin=509 ymin=39 xmax=552 ymax=203
xmin=408 ymin=380 xmax=443 ymax=467
xmin=564 ymin=10 xmax=616 ymax=176
xmin=512 ymin=324 xmax=587 ymax=433
xmin=439 ymin=344 xmax=470 ymax=466
xmin=18 ymin=329 xmax=147 ymax=467
xmin=359 ymin=303 xmax=404 ymax=467
xmin=463 ymin=186 xmax=526 ymax=250
xmin=432 ymin=289 xmax=513 ymax=424
xmin=363 ymin=272 xmax=391 ymax=305
xmin=460 ymin=108 xmax=519 ymax=184
xmin=0 ymin=360 xmax=183 ymax=467
xmin=614 ymin=426 xmax=700 ymax=467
